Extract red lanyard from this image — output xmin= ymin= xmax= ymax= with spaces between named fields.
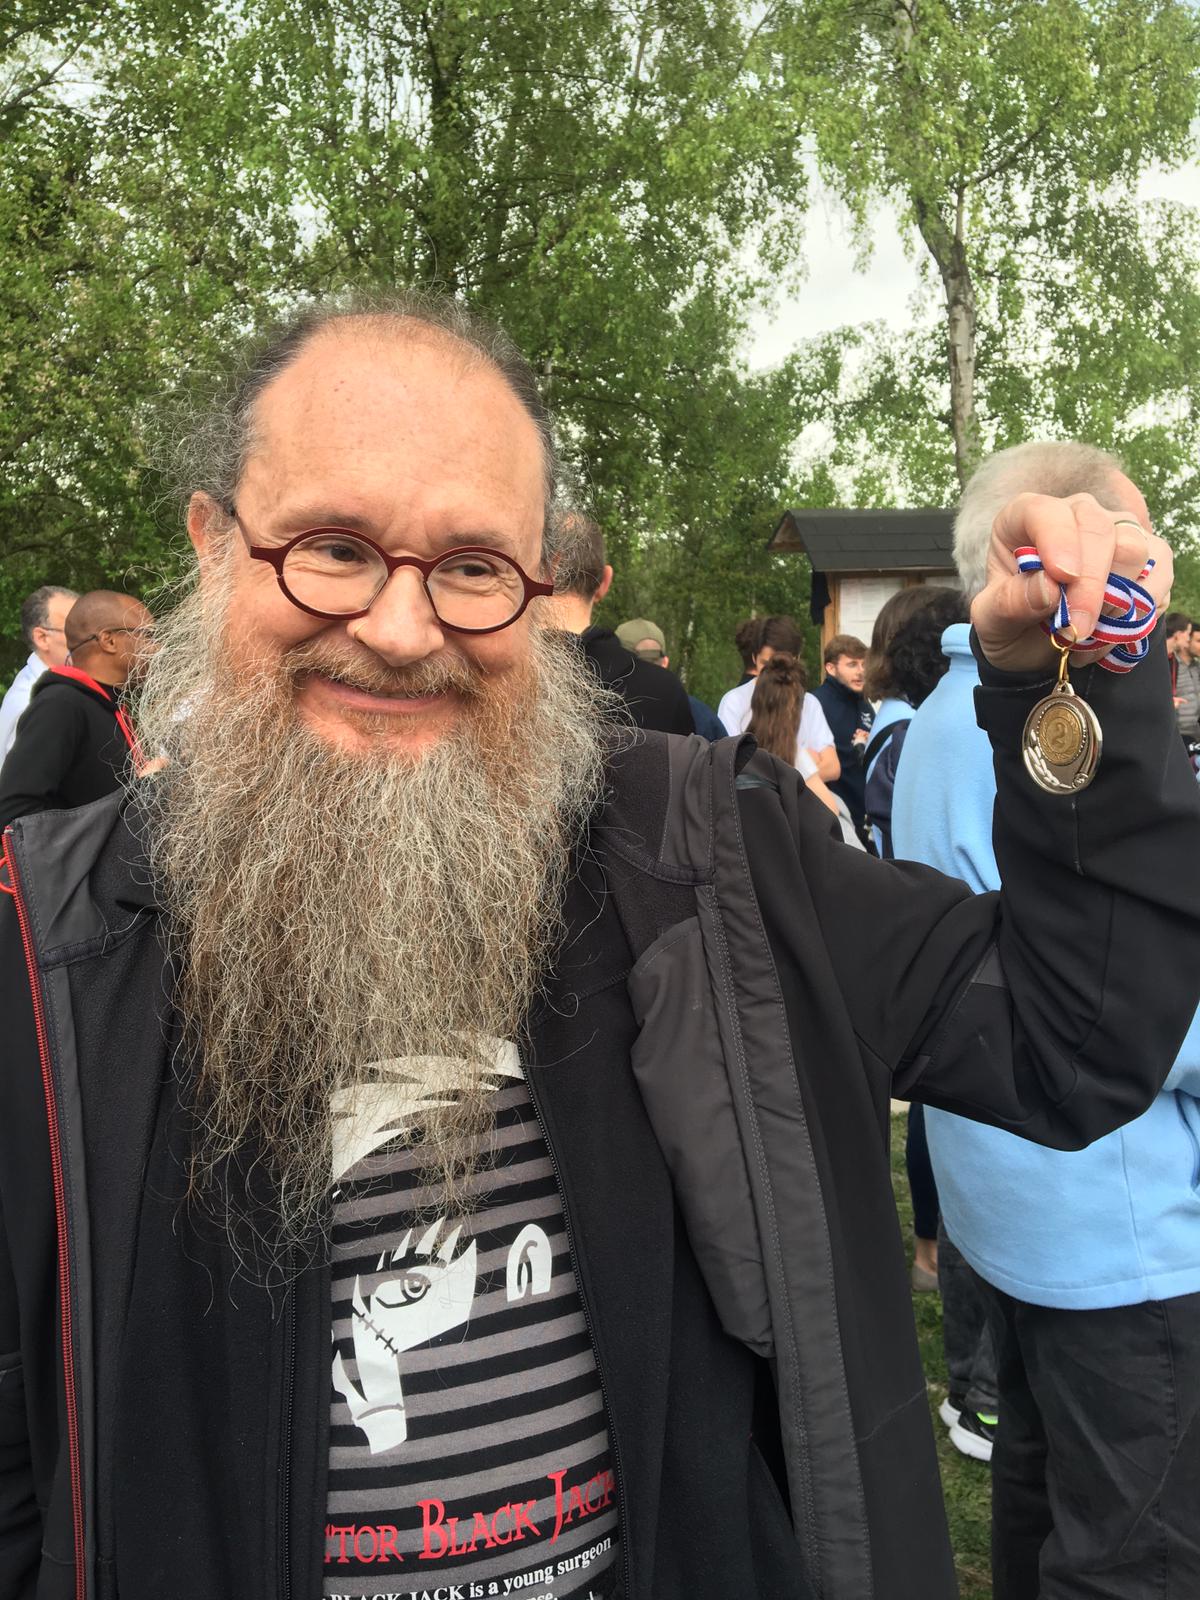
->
xmin=49 ymin=666 xmax=149 ymax=775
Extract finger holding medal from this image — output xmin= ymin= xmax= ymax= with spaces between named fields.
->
xmin=970 ymin=487 xmax=1170 ymax=674
xmin=969 ymin=485 xmax=1170 ymax=794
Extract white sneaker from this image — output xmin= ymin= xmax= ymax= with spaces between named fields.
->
xmin=948 ymin=1410 xmax=997 ymax=1463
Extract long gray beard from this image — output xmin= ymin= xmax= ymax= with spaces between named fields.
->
xmin=132 ymin=575 xmax=610 ymax=1260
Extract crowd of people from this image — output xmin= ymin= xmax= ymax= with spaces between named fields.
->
xmin=1 ymin=291 xmax=1197 ymax=1600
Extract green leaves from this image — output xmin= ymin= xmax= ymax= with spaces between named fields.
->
xmin=774 ymin=0 xmax=1200 ymax=538
xmin=1 ymin=0 xmax=818 ymax=698
xmin=4 ymin=0 xmax=1200 ymax=700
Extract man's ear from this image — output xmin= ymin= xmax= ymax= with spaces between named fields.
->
xmin=661 ymin=654 xmax=670 ymax=669
xmin=187 ymin=492 xmax=223 ymax=560
xmin=594 ymin=564 xmax=613 ymax=603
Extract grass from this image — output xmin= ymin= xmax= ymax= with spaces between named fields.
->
xmin=890 ymin=1112 xmax=993 ymax=1600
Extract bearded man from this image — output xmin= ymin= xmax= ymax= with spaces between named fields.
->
xmin=2 ymin=292 xmax=1199 ymax=1600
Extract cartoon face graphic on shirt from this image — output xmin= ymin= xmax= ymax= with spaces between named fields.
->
xmin=333 ymin=1219 xmax=478 ymax=1454
xmin=330 ymin=1049 xmax=556 ymax=1456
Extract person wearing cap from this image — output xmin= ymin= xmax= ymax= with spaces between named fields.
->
xmin=615 ymin=618 xmax=726 ymax=740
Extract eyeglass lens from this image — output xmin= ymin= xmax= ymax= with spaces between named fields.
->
xmin=281 ymin=534 xmax=528 ymax=628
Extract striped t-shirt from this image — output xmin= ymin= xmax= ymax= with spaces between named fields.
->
xmin=324 ymin=1046 xmax=621 ymax=1600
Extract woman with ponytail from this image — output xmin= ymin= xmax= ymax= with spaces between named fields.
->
xmin=748 ymin=654 xmax=863 ymax=849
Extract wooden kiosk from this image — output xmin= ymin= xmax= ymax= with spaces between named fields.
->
xmin=769 ymin=507 xmax=957 ymax=647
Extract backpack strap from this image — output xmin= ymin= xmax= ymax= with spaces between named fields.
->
xmin=863 ymin=715 xmax=909 ymax=771
xmin=606 ymin=732 xmax=874 ymax=1597
xmin=592 ymin=730 xmax=711 ymax=960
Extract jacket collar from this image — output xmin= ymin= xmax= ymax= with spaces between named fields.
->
xmin=49 ymin=663 xmax=117 ymax=703
xmin=940 ymin=622 xmax=976 ymax=664
xmin=820 ymin=674 xmax=865 ymax=707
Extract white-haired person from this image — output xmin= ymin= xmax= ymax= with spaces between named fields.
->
xmin=893 ymin=440 xmax=1200 ymax=1599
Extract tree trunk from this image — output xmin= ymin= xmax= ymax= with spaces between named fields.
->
xmin=917 ymin=196 xmax=981 ymax=486
xmin=891 ymin=3 xmax=980 ymax=485
xmin=418 ymin=7 xmax=472 ymax=290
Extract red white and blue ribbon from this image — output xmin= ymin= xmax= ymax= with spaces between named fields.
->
xmin=1013 ymin=547 xmax=1158 ymax=675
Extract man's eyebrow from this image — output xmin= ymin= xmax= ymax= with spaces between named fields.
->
xmin=271 ymin=507 xmax=377 ymax=534
xmin=427 ymin=529 xmax=523 ymax=556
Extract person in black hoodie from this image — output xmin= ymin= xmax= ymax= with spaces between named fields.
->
xmin=0 ymin=589 xmax=153 ymax=826
xmin=547 ymin=511 xmax=694 ymax=734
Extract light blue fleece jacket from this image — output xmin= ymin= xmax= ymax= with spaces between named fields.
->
xmin=891 ymin=624 xmax=1200 ymax=1309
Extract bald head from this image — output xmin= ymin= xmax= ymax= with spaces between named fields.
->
xmin=66 ymin=591 xmax=154 ymax=687
xmin=170 ymin=289 xmax=566 ymax=571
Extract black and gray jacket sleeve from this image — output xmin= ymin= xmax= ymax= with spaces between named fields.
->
xmin=741 ymin=628 xmax=1200 ymax=1149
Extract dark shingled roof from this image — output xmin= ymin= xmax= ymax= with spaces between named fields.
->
xmin=769 ymin=508 xmax=956 ymax=572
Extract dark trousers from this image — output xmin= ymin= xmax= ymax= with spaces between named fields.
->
xmin=990 ymin=1287 xmax=1200 ymax=1600
xmin=938 ymin=1223 xmax=1000 ymax=1415
xmin=905 ymin=1102 xmax=939 ymax=1241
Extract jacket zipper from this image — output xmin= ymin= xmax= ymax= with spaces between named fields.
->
xmin=524 ymin=1059 xmax=633 ymax=1600
xmin=4 ymin=831 xmax=87 ymax=1600
xmin=279 ymin=1281 xmax=296 ymax=1600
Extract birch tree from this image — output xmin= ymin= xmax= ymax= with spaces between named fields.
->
xmin=0 ymin=1 xmax=302 ymax=634
xmin=775 ymin=0 xmax=1200 ymax=486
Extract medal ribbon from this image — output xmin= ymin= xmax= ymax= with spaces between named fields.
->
xmin=1013 ymin=547 xmax=1158 ymax=675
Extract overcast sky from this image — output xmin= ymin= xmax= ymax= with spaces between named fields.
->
xmin=742 ymin=157 xmax=1200 ymax=370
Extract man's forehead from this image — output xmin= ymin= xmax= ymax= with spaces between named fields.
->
xmin=247 ymin=329 xmax=545 ymax=514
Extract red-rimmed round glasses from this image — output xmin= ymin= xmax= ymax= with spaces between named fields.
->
xmin=231 ymin=511 xmax=554 ymax=634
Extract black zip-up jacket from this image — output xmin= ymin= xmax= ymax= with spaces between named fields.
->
xmin=811 ymin=677 xmax=873 ymax=829
xmin=3 ymin=636 xmax=1200 ymax=1600
xmin=0 ymin=670 xmax=131 ymax=829
xmin=576 ymin=626 xmax=695 ymax=735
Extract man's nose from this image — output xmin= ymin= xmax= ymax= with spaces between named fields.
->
xmin=348 ymin=564 xmax=447 ymax=665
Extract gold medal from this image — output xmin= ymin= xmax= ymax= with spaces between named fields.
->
xmin=1022 ymin=640 xmax=1101 ymax=795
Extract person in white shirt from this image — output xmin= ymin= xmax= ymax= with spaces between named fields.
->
xmin=717 ymin=615 xmax=838 ymax=780
xmin=0 ymin=586 xmax=78 ymax=759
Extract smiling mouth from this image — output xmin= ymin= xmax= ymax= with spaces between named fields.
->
xmin=300 ymin=671 xmax=454 ymax=715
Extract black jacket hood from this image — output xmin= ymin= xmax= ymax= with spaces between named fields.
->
xmin=30 ymin=668 xmax=117 ymax=710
